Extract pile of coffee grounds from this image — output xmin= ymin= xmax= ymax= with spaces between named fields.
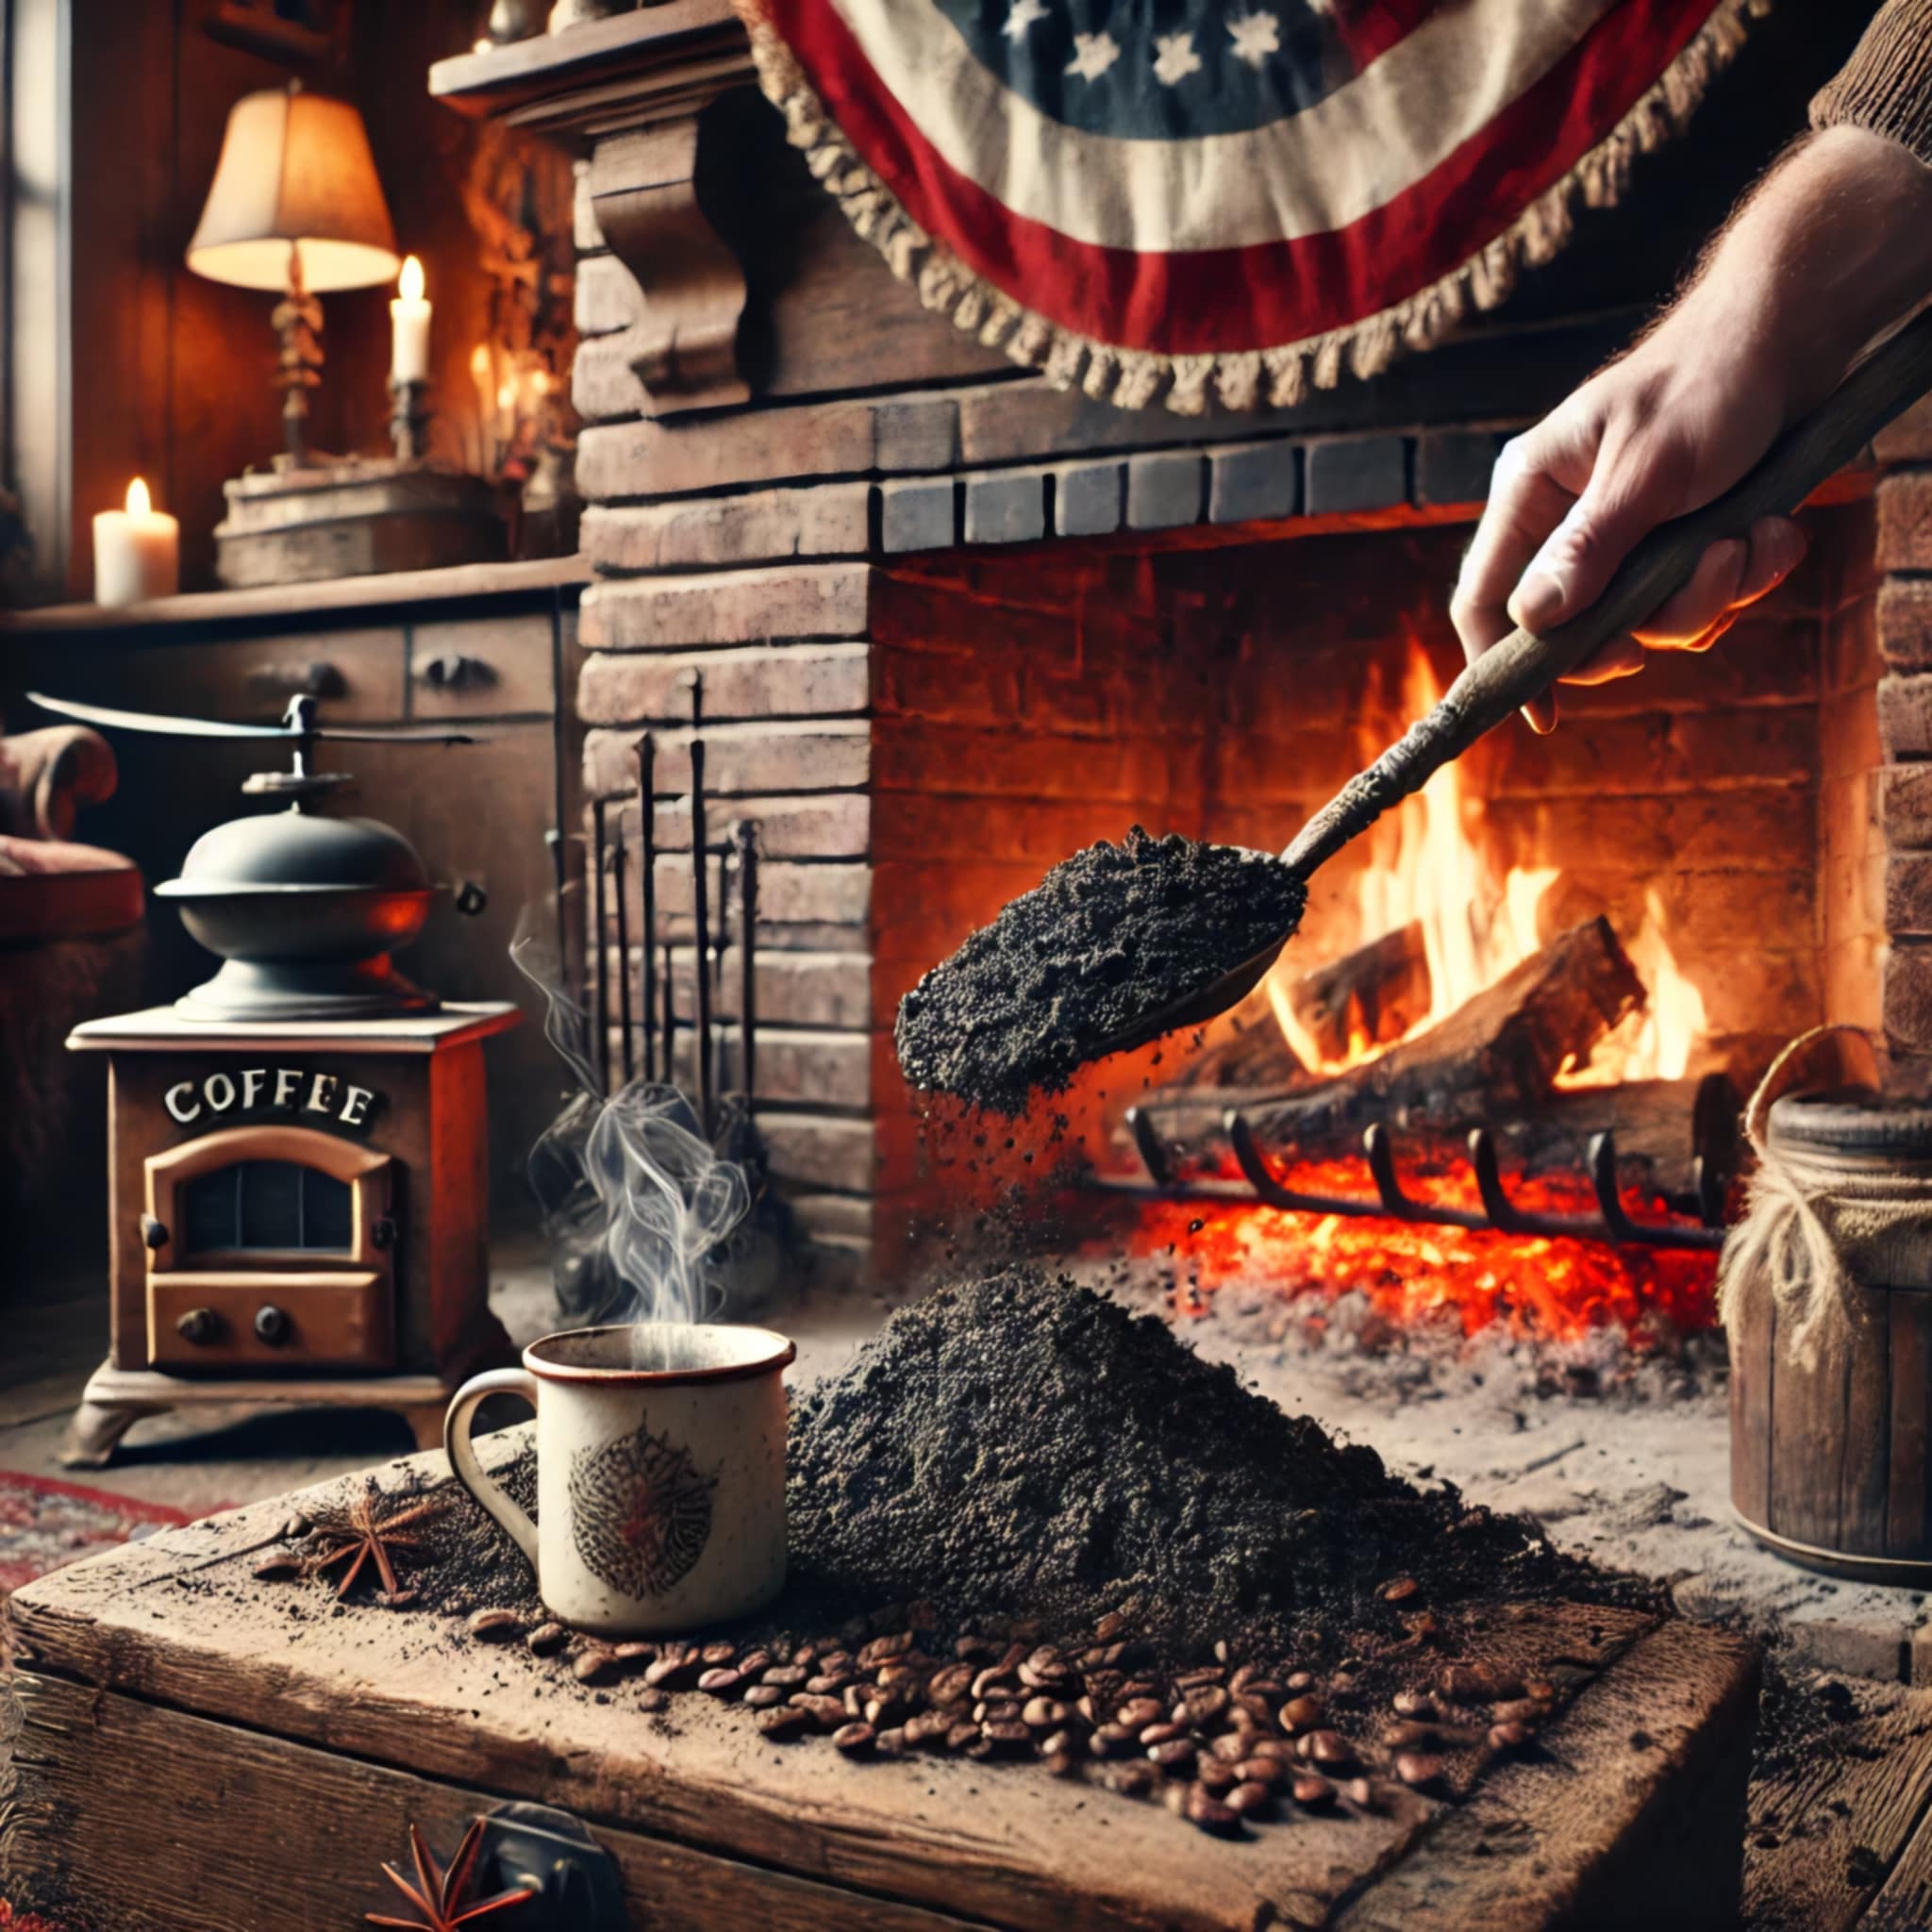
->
xmin=894 ymin=826 xmax=1306 ymax=1115
xmin=787 ymin=1269 xmax=1615 ymax=1655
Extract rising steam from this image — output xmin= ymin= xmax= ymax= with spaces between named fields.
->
xmin=512 ymin=904 xmax=750 ymax=1327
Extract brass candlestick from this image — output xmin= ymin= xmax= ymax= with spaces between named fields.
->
xmin=390 ymin=379 xmax=430 ymax=463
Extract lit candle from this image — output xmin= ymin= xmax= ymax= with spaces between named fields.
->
xmin=92 ymin=476 xmax=179 ymax=607
xmin=390 ymin=255 xmax=431 ymax=384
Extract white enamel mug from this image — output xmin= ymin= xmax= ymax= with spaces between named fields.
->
xmin=445 ymin=1323 xmax=795 ymax=1636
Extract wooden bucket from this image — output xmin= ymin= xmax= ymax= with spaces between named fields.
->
xmin=1730 ymin=1089 xmax=1932 ymax=1582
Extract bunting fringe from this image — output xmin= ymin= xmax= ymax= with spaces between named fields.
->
xmin=731 ymin=0 xmax=1772 ymax=416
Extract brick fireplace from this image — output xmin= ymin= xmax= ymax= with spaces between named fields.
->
xmin=431 ymin=4 xmax=1922 ymax=1286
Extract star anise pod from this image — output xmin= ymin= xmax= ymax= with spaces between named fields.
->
xmin=307 ymin=1484 xmax=441 ymax=1600
xmin=368 ymin=1820 xmax=534 ymax=1931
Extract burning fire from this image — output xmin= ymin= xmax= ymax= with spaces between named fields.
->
xmin=1268 ymin=643 xmax=1706 ymax=1085
xmin=1124 ymin=1155 xmax=1717 ymax=1346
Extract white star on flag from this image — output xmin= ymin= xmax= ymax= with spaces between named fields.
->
xmin=1227 ymin=11 xmax=1280 ymax=67
xmin=1152 ymin=30 xmax=1202 ymax=84
xmin=1004 ymin=0 xmax=1049 ymax=40
xmin=1065 ymin=30 xmax=1120 ymax=79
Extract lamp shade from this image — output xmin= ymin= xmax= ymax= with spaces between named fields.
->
xmin=187 ymin=86 xmax=399 ymax=293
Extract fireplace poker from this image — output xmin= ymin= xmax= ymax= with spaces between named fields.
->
xmin=905 ymin=307 xmax=1932 ymax=1089
xmin=734 ymin=818 xmax=758 ymax=1104
xmin=691 ymin=737 xmax=713 ymax=1137
xmin=638 ymin=733 xmax=656 ymax=1082
xmin=591 ymin=796 xmax=609 ymax=1094
xmin=613 ymin=811 xmax=633 ymax=1085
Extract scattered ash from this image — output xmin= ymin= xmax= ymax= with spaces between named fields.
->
xmin=1750 ymin=1648 xmax=1867 ymax=1784
xmin=786 ymin=1268 xmax=1643 ymax=1657
xmin=894 ymin=826 xmax=1305 ymax=1115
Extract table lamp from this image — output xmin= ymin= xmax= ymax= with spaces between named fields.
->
xmin=187 ymin=80 xmax=400 ymax=469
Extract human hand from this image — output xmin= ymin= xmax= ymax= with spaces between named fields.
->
xmin=1451 ymin=128 xmax=1932 ymax=732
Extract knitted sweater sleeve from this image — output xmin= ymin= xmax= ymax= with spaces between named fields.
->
xmin=1812 ymin=1 xmax=1932 ymax=166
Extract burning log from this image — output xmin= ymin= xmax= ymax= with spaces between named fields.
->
xmin=1141 ymin=916 xmax=1643 ymax=1163
xmin=1283 ymin=918 xmax=1432 ymax=1066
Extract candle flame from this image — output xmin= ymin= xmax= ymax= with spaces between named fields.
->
xmin=399 ymin=255 xmax=425 ymax=302
xmin=126 ymin=476 xmax=151 ymax=516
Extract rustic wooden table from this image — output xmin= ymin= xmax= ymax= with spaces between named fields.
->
xmin=1 ymin=1429 xmax=1759 ymax=1931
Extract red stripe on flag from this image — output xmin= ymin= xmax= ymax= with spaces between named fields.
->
xmin=761 ymin=0 xmax=1719 ymax=356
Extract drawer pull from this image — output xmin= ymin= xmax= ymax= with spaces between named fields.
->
xmin=140 ymin=1212 xmax=169 ymax=1250
xmin=254 ymin=1305 xmax=292 ymax=1346
xmin=247 ymin=659 xmax=344 ymax=701
xmin=420 ymin=653 xmax=495 ymax=692
xmin=175 ymin=1307 xmax=218 ymax=1344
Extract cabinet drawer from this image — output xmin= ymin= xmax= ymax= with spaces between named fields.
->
xmin=147 ymin=1272 xmax=393 ymax=1371
xmin=409 ymin=613 xmax=555 ymax=718
xmin=88 ymin=629 xmax=408 ymax=724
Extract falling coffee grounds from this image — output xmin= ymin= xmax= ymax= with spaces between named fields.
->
xmin=787 ymin=1269 xmax=1617 ymax=1654
xmin=894 ymin=826 xmax=1307 ymax=1114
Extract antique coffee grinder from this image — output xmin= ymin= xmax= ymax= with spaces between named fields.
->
xmin=34 ymin=691 xmax=520 ymax=1466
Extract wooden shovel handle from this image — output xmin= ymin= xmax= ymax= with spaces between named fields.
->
xmin=1282 ymin=307 xmax=1932 ymax=881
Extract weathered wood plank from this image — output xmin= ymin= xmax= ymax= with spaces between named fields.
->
xmin=1 ymin=1673 xmax=985 ymax=1932
xmin=1744 ymin=1678 xmax=1932 ymax=1932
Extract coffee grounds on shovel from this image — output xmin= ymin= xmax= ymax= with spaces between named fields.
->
xmin=786 ymin=1269 xmax=1615 ymax=1655
xmin=894 ymin=826 xmax=1307 ymax=1115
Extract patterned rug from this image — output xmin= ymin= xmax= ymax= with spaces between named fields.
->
xmin=0 ymin=1469 xmax=192 ymax=1598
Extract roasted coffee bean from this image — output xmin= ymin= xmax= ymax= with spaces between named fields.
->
xmin=1044 ymin=1750 xmax=1081 ymax=1778
xmin=833 ymin=1722 xmax=875 ymax=1754
xmin=806 ymin=1672 xmax=853 ymax=1696
xmin=1179 ymin=1686 xmax=1229 ymax=1725
xmin=1524 ymin=1679 xmax=1557 ymax=1704
xmin=1244 ymin=1737 xmax=1293 ymax=1762
xmin=1161 ymin=1780 xmax=1191 ymax=1819
xmin=1490 ymin=1696 xmax=1545 ymax=1724
xmin=612 ymin=1641 xmax=657 ymax=1667
xmin=874 ymin=1727 xmax=909 ymax=1757
xmin=875 ymin=1662 xmax=921 ymax=1693
xmin=1140 ymin=1721 xmax=1187 ymax=1747
xmin=1392 ymin=1690 xmax=1436 ymax=1719
xmin=815 ymin=1649 xmax=852 ymax=1673
xmin=1041 ymin=1728 xmax=1077 ymax=1758
xmin=842 ymin=1685 xmax=867 ymax=1719
xmin=573 ymin=1649 xmax=618 ymax=1684
xmin=1302 ymin=1730 xmax=1354 ymax=1769
xmin=759 ymin=1663 xmax=808 ymax=1690
xmin=792 ymin=1694 xmax=848 ymax=1731
xmin=1023 ymin=1697 xmax=1071 ymax=1730
xmin=1381 ymin=1721 xmax=1439 ymax=1749
xmin=1107 ymin=1760 xmax=1159 ymax=1797
xmin=1024 ymin=1644 xmax=1064 ymax=1674
xmin=863 ymin=1696 xmax=906 ymax=1727
xmin=927 ymin=1664 xmax=974 ymax=1707
xmin=1119 ymin=1677 xmax=1160 ymax=1702
xmin=1174 ymin=1666 xmax=1225 ymax=1690
xmin=1019 ymin=1661 xmax=1073 ymax=1691
xmin=1208 ymin=1734 xmax=1250 ymax=1763
xmin=1095 ymin=1610 xmax=1128 ymax=1641
xmin=1090 ymin=1723 xmax=1137 ymax=1757
xmin=744 ymin=1684 xmax=784 ymax=1709
xmin=253 ymin=1553 xmax=305 ymax=1581
xmin=700 ymin=1641 xmax=736 ymax=1667
xmin=1341 ymin=1777 xmax=1377 ymax=1808
xmin=1394 ymin=1752 xmax=1444 ymax=1789
xmin=1238 ymin=1678 xmax=1284 ymax=1703
xmin=1197 ymin=1757 xmax=1238 ymax=1793
xmin=697 ymin=1668 xmax=743 ymax=1697
xmin=1285 ymin=1671 xmax=1316 ymax=1692
xmin=465 ymin=1607 xmax=520 ymax=1640
xmin=1235 ymin=1757 xmax=1286 ymax=1787
xmin=758 ymin=1707 xmax=810 ymax=1740
xmin=1117 ymin=1697 xmax=1166 ymax=1729
xmin=280 ymin=1512 xmax=312 ymax=1541
xmin=644 ymin=1649 xmax=699 ymax=1689
xmin=1147 ymin=1740 xmax=1196 ymax=1774
xmin=858 ymin=1632 xmax=914 ymax=1670
xmin=1291 ymin=1772 xmax=1337 ymax=1807
xmin=526 ymin=1623 xmax=569 ymax=1657
xmin=943 ymin=1722 xmax=981 ymax=1753
xmin=955 ymin=1635 xmax=999 ymax=1661
xmin=993 ymin=1641 xmax=1029 ymax=1674
xmin=1229 ymin=1663 xmax=1261 ymax=1693
xmin=970 ymin=1667 xmax=1012 ymax=1702
xmin=976 ymin=1699 xmax=1022 ymax=1725
xmin=1489 ymin=1721 xmax=1534 ymax=1750
xmin=905 ymin=1711 xmax=953 ymax=1750
xmin=1439 ymin=1664 xmax=1522 ymax=1703
xmin=983 ymin=1721 xmax=1033 ymax=1754
xmin=1226 ymin=1780 xmax=1274 ymax=1820
xmin=637 ymin=1688 xmax=670 ymax=1714
xmin=1278 ymin=1695 xmax=1325 ymax=1734
xmin=1381 ymin=1576 xmax=1420 ymax=1603
xmin=792 ymin=1644 xmax=821 ymax=1671
xmin=375 ymin=1589 xmax=420 ymax=1609
xmin=1185 ymin=1786 xmax=1241 ymax=1836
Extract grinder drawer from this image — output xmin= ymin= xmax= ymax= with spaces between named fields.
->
xmin=147 ymin=1273 xmax=393 ymax=1371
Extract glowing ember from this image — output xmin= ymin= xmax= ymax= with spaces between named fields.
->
xmin=1115 ymin=1154 xmax=1717 ymax=1346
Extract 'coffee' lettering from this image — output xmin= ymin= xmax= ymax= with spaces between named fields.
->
xmin=162 ymin=1067 xmax=382 ymax=1133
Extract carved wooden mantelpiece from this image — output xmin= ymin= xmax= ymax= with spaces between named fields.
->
xmin=432 ymin=0 xmax=757 ymax=418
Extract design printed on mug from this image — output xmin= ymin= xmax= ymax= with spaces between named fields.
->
xmin=568 ymin=1418 xmax=717 ymax=1600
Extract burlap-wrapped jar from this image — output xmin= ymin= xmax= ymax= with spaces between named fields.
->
xmin=1723 ymin=1027 xmax=1932 ymax=1581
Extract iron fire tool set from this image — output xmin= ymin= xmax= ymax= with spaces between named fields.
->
xmin=33 ymin=690 xmax=519 ymax=1466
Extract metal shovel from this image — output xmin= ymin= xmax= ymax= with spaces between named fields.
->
xmin=1082 ymin=306 xmax=1932 ymax=1062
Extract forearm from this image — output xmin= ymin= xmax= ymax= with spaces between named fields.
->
xmin=1661 ymin=127 xmax=1932 ymax=425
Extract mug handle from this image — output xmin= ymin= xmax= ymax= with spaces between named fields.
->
xmin=444 ymin=1368 xmax=540 ymax=1570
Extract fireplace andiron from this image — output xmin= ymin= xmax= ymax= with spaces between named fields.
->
xmin=31 ymin=690 xmax=521 ymax=1466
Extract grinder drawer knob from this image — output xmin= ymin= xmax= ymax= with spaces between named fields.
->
xmin=175 ymin=1307 xmax=217 ymax=1344
xmin=254 ymin=1305 xmax=291 ymax=1346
